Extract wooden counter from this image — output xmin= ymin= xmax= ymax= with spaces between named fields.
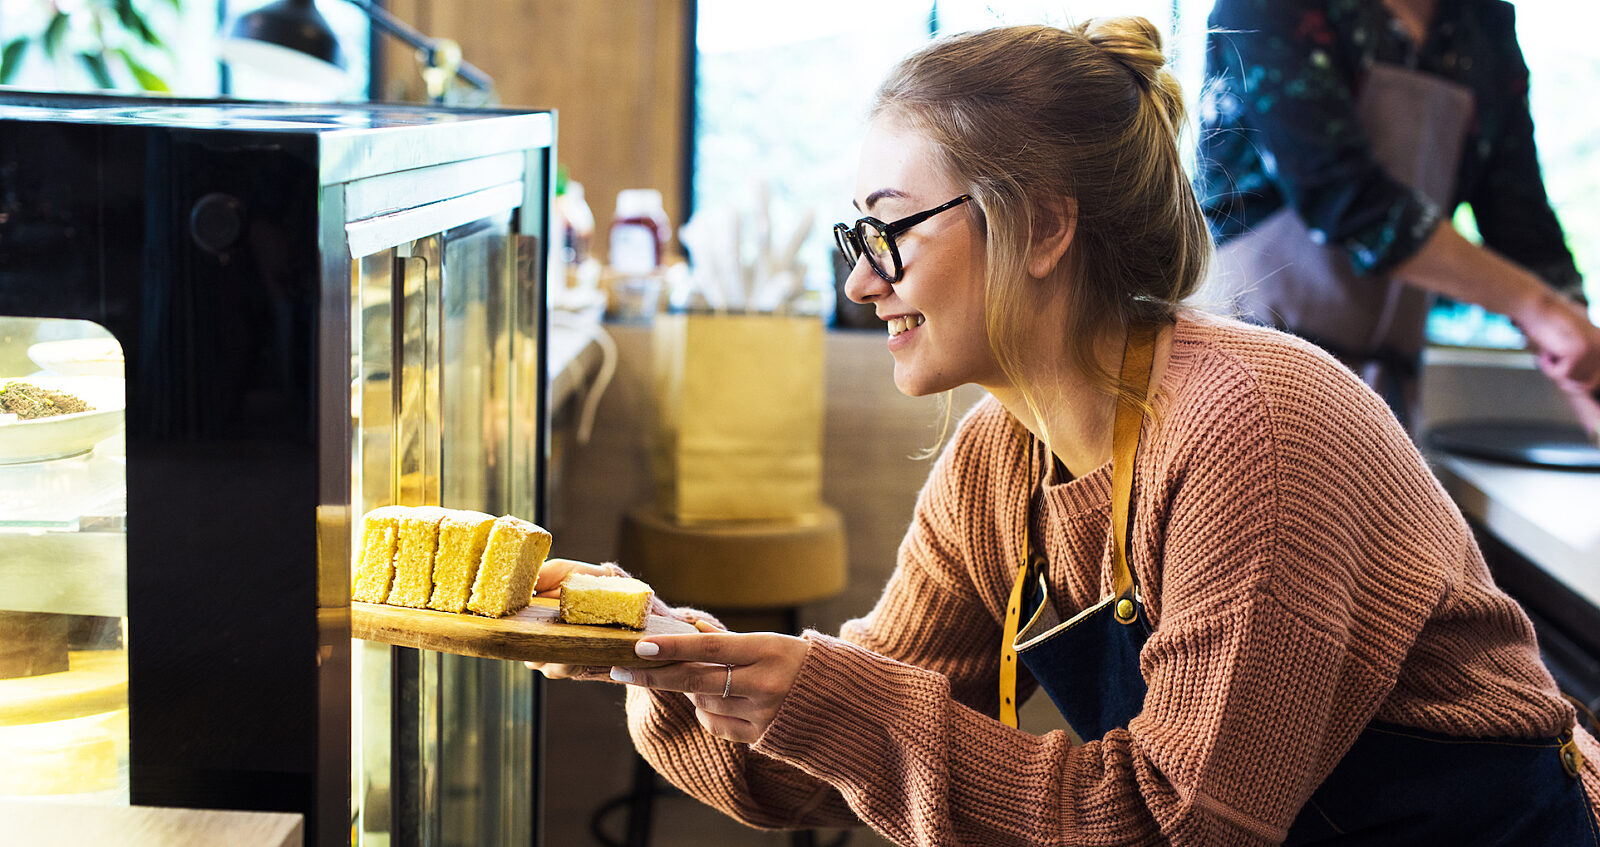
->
xmin=0 ymin=802 xmax=302 ymax=846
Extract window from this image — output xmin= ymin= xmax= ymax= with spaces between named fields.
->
xmin=0 ymin=1 xmax=369 ymax=101
xmin=1516 ymin=0 xmax=1600 ymax=306
xmin=696 ymin=0 xmax=1599 ymax=337
xmin=694 ymin=0 xmax=1225 ymax=323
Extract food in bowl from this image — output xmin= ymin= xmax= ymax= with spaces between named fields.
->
xmin=0 ymin=381 xmax=94 ymax=420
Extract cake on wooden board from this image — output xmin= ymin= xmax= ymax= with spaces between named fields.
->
xmin=558 ymin=572 xmax=655 ymax=629
xmin=386 ymin=506 xmax=449 ymax=608
xmin=352 ymin=506 xmax=409 ymax=604
xmin=465 ymin=515 xmax=553 ymax=617
xmin=426 ymin=509 xmax=497 ymax=613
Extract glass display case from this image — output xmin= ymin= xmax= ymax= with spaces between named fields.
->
xmin=0 ymin=91 xmax=554 ymax=846
xmin=0 ymin=318 xmax=128 ymax=802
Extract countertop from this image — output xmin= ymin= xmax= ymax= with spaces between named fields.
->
xmin=1431 ymin=452 xmax=1600 ymax=609
xmin=546 ymin=300 xmax=609 ymax=420
xmin=0 ymin=801 xmax=302 ymax=846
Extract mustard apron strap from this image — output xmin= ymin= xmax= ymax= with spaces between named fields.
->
xmin=1000 ymin=561 xmax=1030 ymax=728
xmin=998 ymin=323 xmax=1158 ymax=728
xmin=1110 ymin=324 xmax=1156 ymax=619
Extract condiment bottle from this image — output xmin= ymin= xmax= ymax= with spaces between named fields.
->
xmin=609 ymin=188 xmax=669 ymax=275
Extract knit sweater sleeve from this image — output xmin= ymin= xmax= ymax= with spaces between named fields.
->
xmin=622 ymin=398 xmax=1018 ymax=833
xmin=750 ymin=340 xmax=1461 ymax=846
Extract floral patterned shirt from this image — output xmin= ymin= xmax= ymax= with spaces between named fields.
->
xmin=1196 ymin=0 xmax=1581 ymax=292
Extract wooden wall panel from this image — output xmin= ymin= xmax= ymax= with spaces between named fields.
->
xmin=382 ymin=0 xmax=692 ymax=256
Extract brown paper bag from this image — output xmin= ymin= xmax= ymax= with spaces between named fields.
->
xmin=651 ymin=311 xmax=824 ymax=522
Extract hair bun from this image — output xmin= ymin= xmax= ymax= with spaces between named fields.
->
xmin=1077 ymin=16 xmax=1167 ymax=89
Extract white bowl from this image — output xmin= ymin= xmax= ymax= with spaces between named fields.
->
xmin=0 ymin=377 xmax=126 ymax=464
xmin=27 ymin=339 xmax=125 ymax=378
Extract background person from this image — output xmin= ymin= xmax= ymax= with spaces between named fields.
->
xmin=1197 ymin=0 xmax=1600 ymax=433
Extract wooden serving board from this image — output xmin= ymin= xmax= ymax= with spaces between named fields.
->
xmin=351 ymin=598 xmax=694 ymax=667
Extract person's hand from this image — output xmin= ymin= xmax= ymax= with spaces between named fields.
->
xmin=1562 ymin=386 xmax=1600 ymax=445
xmin=608 ymin=625 xmax=810 ymax=744
xmin=524 ymin=558 xmax=632 ymax=680
xmin=1513 ymin=289 xmax=1600 ymax=395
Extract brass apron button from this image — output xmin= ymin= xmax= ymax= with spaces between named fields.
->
xmin=1115 ymin=597 xmax=1136 ymax=624
xmin=1560 ymin=733 xmax=1583 ymax=779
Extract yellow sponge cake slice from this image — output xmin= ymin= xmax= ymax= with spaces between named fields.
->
xmin=386 ymin=506 xmax=448 ymax=608
xmin=426 ymin=509 xmax=497 ymax=613
xmin=352 ymin=506 xmax=408 ymax=603
xmin=466 ymin=515 xmax=553 ymax=617
xmin=558 ymin=573 xmax=654 ymax=629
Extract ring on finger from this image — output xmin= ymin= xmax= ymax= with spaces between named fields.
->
xmin=721 ymin=664 xmax=733 ymax=698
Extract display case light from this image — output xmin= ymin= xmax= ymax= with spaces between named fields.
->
xmin=221 ymin=0 xmax=495 ymax=103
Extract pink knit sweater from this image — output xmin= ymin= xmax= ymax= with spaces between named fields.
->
xmin=626 ymin=314 xmax=1600 ymax=845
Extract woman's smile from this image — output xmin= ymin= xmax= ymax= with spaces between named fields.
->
xmin=886 ymin=314 xmax=925 ymax=338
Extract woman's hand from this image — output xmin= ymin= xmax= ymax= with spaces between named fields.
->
xmin=524 ymin=557 xmax=633 ymax=680
xmin=609 ymin=625 xmax=810 ymax=745
xmin=531 ymin=556 xmax=611 ymax=598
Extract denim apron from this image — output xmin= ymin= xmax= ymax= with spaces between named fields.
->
xmin=996 ymin=326 xmax=1598 ymax=842
xmin=1207 ymin=61 xmax=1474 ymax=431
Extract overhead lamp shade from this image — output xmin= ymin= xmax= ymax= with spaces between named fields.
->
xmin=221 ymin=0 xmax=351 ymax=89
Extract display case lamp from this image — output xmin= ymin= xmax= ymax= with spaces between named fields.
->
xmin=223 ymin=0 xmax=494 ymax=101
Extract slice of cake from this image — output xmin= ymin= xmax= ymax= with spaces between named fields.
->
xmin=352 ymin=506 xmax=408 ymax=603
xmin=386 ymin=506 xmax=449 ymax=608
xmin=426 ymin=509 xmax=496 ymax=613
xmin=466 ymin=515 xmax=553 ymax=617
xmin=558 ymin=573 xmax=654 ymax=629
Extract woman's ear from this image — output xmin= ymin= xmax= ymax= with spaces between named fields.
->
xmin=1027 ymin=197 xmax=1077 ymax=279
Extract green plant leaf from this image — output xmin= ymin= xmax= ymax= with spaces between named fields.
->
xmin=117 ymin=48 xmax=169 ymax=92
xmin=112 ymin=0 xmax=163 ymax=48
xmin=0 ymin=39 xmax=27 ymax=86
xmin=43 ymin=12 xmax=70 ymax=57
xmin=78 ymin=51 xmax=115 ymax=88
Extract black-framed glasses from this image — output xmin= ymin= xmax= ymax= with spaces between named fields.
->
xmin=834 ymin=194 xmax=973 ymax=283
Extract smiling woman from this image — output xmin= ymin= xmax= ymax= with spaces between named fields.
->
xmin=586 ymin=17 xmax=1600 ymax=845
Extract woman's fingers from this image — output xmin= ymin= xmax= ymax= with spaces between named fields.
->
xmin=533 ymin=558 xmax=614 ymax=596
xmin=629 ymin=630 xmax=789 ymax=666
xmin=524 ymin=661 xmax=617 ymax=682
xmin=609 ymin=660 xmax=739 ymax=698
xmin=607 ymin=631 xmax=810 ymax=744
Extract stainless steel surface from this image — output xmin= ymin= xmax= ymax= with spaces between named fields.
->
xmin=319 ymin=113 xmax=553 ymax=187
xmin=352 ymin=211 xmax=541 ymax=845
xmin=1432 ymin=454 xmax=1600 ymax=609
xmin=315 ymin=179 xmax=356 ymax=847
xmin=344 ymin=152 xmax=526 ymax=223
xmin=346 ymin=182 xmax=524 ymax=260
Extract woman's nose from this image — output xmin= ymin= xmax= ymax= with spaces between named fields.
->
xmin=843 ymin=257 xmax=891 ymax=305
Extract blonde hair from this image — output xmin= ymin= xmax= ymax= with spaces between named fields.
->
xmin=872 ymin=20 xmax=1210 ymax=417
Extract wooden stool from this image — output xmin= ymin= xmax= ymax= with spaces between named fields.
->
xmin=594 ymin=504 xmax=851 ymax=847
xmin=620 ymin=504 xmax=848 ymax=622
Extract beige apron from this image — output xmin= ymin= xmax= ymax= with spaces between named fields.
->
xmin=1209 ymin=62 xmax=1475 ymax=427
